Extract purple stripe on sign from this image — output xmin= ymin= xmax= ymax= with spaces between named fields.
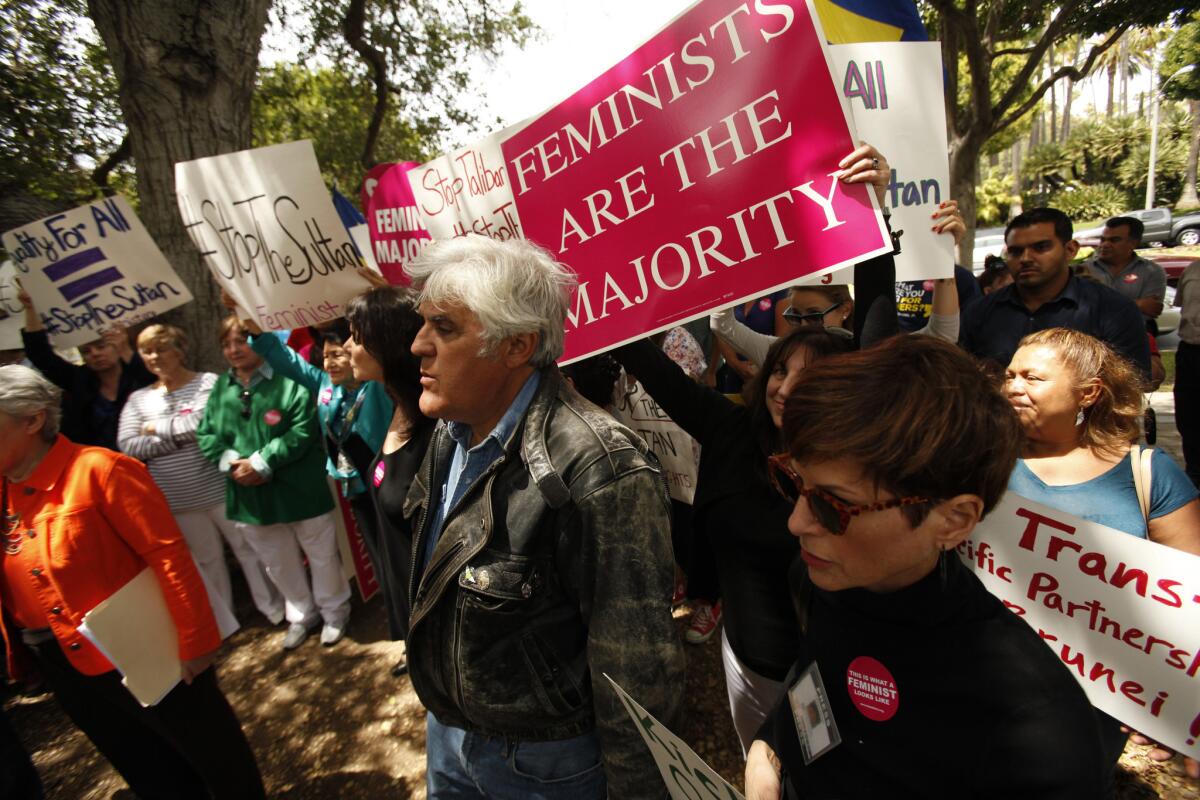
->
xmin=42 ymin=248 xmax=106 ymax=281
xmin=58 ymin=267 xmax=124 ymax=302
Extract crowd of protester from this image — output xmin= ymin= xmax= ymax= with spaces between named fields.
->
xmin=3 ymin=140 xmax=1200 ymax=798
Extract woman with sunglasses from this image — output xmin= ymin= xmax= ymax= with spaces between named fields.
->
xmin=711 ymin=200 xmax=965 ymax=367
xmin=612 ymin=325 xmax=853 ymax=753
xmin=196 ymin=316 xmax=351 ymax=652
xmin=745 ymin=336 xmax=1106 ymax=799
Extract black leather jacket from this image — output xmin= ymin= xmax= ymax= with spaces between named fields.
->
xmin=402 ymin=367 xmax=685 ymax=798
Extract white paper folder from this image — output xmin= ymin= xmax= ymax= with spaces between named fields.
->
xmin=78 ymin=567 xmax=238 ymax=707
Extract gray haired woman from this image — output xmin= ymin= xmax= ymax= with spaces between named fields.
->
xmin=0 ymin=365 xmax=265 ymax=799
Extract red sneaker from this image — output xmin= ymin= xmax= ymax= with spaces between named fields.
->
xmin=686 ymin=601 xmax=722 ymax=644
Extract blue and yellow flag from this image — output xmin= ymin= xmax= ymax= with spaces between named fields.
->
xmin=815 ymin=0 xmax=928 ymax=44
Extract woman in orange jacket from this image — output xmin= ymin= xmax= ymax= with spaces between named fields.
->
xmin=0 ymin=364 xmax=264 ymax=799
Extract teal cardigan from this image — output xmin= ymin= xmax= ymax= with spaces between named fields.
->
xmin=249 ymin=333 xmax=393 ymax=497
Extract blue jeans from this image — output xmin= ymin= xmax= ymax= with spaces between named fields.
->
xmin=425 ymin=712 xmax=607 ymax=799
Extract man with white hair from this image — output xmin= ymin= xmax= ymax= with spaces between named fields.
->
xmin=402 ymin=235 xmax=684 ymax=799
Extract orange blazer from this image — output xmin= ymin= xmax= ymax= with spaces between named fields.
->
xmin=1 ymin=436 xmax=219 ymax=678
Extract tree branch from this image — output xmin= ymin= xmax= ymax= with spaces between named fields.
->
xmin=341 ymin=0 xmax=389 ymax=169
xmin=991 ymin=45 xmax=1039 ymax=58
xmin=996 ymin=24 xmax=1130 ymax=131
xmin=90 ymin=135 xmax=131 ymax=195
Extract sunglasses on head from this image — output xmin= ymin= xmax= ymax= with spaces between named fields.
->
xmin=783 ymin=302 xmax=842 ymax=327
xmin=766 ymin=453 xmax=930 ymax=535
xmin=240 ymin=389 xmax=252 ymax=419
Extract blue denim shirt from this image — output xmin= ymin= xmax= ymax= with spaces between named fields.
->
xmin=421 ymin=371 xmax=542 ymax=571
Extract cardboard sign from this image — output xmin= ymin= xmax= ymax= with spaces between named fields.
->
xmin=175 ymin=140 xmax=372 ymax=332
xmin=612 ymin=375 xmax=699 ymax=504
xmin=605 ymin=674 xmax=745 ymax=800
xmin=831 ymin=42 xmax=951 ymax=281
xmin=0 ymin=260 xmax=24 ymax=350
xmin=962 ymin=493 xmax=1200 ymax=759
xmin=333 ymin=486 xmax=380 ymax=602
xmin=364 ymin=161 xmax=432 ymax=285
xmin=1 ymin=197 xmax=194 ymax=348
xmin=409 ymin=0 xmax=890 ymax=364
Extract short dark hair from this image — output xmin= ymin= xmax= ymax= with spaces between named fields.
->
xmin=312 ymin=320 xmax=352 ymax=350
xmin=781 ymin=336 xmax=1021 ymax=525
xmin=1105 ymin=216 xmax=1144 ymax=243
xmin=1005 ymin=207 xmax=1073 ymax=245
xmin=746 ymin=327 xmax=854 ymax=464
xmin=344 ymin=287 xmax=425 ymax=433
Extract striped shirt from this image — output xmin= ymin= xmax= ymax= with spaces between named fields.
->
xmin=117 ymin=372 xmax=226 ymax=511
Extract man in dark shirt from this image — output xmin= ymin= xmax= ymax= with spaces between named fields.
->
xmin=959 ymin=207 xmax=1151 ymax=379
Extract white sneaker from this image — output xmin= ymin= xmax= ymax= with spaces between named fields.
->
xmin=320 ymin=619 xmax=347 ymax=647
xmin=282 ymin=622 xmax=312 ymax=650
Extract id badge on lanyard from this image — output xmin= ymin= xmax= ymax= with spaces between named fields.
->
xmin=788 ymin=661 xmax=842 ymax=764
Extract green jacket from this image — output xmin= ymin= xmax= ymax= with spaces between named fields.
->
xmin=196 ymin=367 xmax=334 ymax=525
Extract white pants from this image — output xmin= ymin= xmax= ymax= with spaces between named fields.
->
xmin=721 ymin=628 xmax=786 ymax=757
xmin=235 ymin=512 xmax=350 ymax=626
xmin=174 ymin=503 xmax=284 ymax=624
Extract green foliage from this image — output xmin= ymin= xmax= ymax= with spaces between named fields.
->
xmin=0 ymin=0 xmax=129 ymax=205
xmin=252 ymin=64 xmax=438 ymax=195
xmin=1018 ymin=105 xmax=1194 ymax=209
xmin=281 ymin=0 xmax=535 ymax=140
xmin=1162 ymin=11 xmax=1200 ymax=101
xmin=1046 ymin=182 xmax=1128 ymax=221
xmin=975 ymin=166 xmax=1018 ymax=226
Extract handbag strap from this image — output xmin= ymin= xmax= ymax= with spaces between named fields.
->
xmin=1130 ymin=445 xmax=1154 ymax=522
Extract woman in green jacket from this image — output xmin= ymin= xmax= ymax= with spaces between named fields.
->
xmin=197 ymin=317 xmax=351 ymax=651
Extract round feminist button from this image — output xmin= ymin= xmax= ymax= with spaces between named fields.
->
xmin=846 ymin=656 xmax=899 ymax=722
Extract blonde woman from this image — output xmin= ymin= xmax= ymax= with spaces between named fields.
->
xmin=1004 ymin=327 xmax=1200 ymax=780
xmin=118 ymin=324 xmax=281 ymax=625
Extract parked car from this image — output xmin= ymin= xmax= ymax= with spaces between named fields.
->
xmin=1159 ymin=285 xmax=1180 ymax=337
xmin=971 ymin=233 xmax=1006 ymax=272
xmin=1076 ymin=207 xmax=1200 ymax=247
xmin=1144 ymin=252 xmax=1195 ymax=285
xmin=1170 ymin=213 xmax=1200 ymax=246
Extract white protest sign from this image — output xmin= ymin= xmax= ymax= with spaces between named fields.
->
xmin=612 ymin=375 xmax=699 ymax=504
xmin=1 ymin=197 xmax=194 ymax=348
xmin=832 ymin=42 xmax=952 ymax=282
xmin=605 ymin=674 xmax=745 ymax=800
xmin=795 ymin=42 xmax=954 ymax=288
xmin=175 ymin=140 xmax=372 ymax=332
xmin=0 ymin=261 xmax=24 ymax=350
xmin=962 ymin=493 xmax=1200 ymax=758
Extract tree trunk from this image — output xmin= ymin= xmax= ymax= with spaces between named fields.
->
xmin=1010 ymin=141 xmax=1023 ymax=218
xmin=1120 ymin=34 xmax=1129 ymax=116
xmin=1178 ymin=99 xmax=1200 ymax=210
xmin=87 ymin=0 xmax=270 ymax=372
xmin=1061 ymin=38 xmax=1081 ymax=142
xmin=1049 ymin=46 xmax=1058 ymax=143
xmin=1106 ymin=61 xmax=1116 ymax=119
xmin=951 ymin=131 xmax=986 ymax=266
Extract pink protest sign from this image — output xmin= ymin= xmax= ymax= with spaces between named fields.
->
xmin=360 ymin=162 xmax=395 ymax=212
xmin=409 ymin=0 xmax=889 ymax=363
xmin=365 ymin=162 xmax=431 ymax=285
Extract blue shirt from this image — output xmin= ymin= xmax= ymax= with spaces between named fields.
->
xmin=959 ymin=274 xmax=1151 ymax=379
xmin=1007 ymin=450 xmax=1197 ymax=539
xmin=421 ymin=371 xmax=542 ymax=570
